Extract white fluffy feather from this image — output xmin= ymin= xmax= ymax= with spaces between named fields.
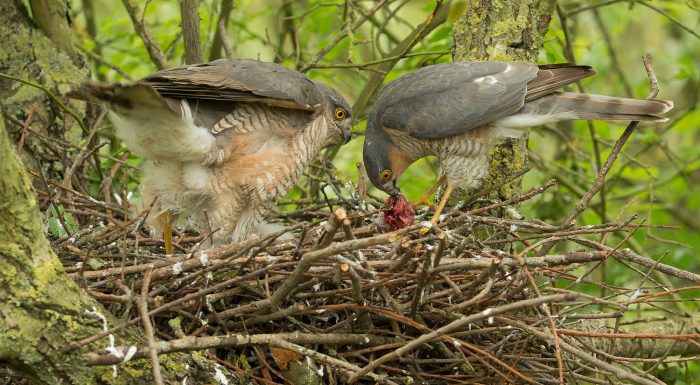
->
xmin=109 ymin=100 xmax=216 ymax=162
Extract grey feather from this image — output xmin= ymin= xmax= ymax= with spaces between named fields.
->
xmin=143 ymin=59 xmax=326 ymax=111
xmin=374 ymin=62 xmax=539 ymax=139
xmin=524 ymin=64 xmax=596 ymax=101
xmin=523 ymin=92 xmax=674 ymax=122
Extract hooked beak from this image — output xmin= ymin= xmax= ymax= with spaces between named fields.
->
xmin=337 ymin=121 xmax=353 ymax=144
xmin=383 ymin=180 xmax=400 ymax=197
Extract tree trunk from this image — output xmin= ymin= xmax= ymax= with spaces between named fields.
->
xmin=451 ymin=0 xmax=556 ymax=202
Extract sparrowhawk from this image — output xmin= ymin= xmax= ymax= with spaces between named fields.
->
xmin=83 ymin=59 xmax=352 ymax=243
xmin=363 ymin=62 xmax=673 ymax=223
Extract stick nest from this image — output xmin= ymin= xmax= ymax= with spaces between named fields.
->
xmin=34 ymin=157 xmax=697 ymax=385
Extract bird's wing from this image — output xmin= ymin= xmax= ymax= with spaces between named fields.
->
xmin=143 ymin=59 xmax=326 ymax=111
xmin=376 ymin=62 xmax=594 ymax=139
xmin=525 ymin=64 xmax=595 ymax=101
xmin=376 ymin=62 xmax=538 ymax=139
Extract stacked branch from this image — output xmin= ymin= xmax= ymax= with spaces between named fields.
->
xmin=35 ymin=159 xmax=698 ymax=384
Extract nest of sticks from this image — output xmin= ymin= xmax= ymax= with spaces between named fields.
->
xmin=31 ymin=149 xmax=695 ymax=385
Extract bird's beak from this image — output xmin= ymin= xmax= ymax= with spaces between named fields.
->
xmin=383 ymin=180 xmax=400 ymax=197
xmin=337 ymin=121 xmax=353 ymax=144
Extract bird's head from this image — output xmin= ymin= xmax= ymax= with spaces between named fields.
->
xmin=316 ymin=83 xmax=353 ymax=144
xmin=363 ymin=117 xmax=413 ymax=197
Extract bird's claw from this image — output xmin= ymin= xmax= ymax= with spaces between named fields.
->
xmin=410 ymin=195 xmax=437 ymax=210
xmin=418 ymin=220 xmax=434 ymax=236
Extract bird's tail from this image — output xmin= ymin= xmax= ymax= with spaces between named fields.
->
xmin=524 ymin=91 xmax=674 ymax=123
xmin=69 ymin=83 xmax=218 ymax=163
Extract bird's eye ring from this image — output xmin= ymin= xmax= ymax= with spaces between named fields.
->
xmin=334 ymin=108 xmax=347 ymax=120
xmin=380 ymin=169 xmax=392 ymax=181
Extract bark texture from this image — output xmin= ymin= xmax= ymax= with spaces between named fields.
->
xmin=452 ymin=0 xmax=556 ymax=201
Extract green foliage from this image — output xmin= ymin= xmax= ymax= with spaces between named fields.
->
xmin=48 ymin=205 xmax=78 ymax=237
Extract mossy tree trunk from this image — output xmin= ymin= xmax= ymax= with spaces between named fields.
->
xmin=0 ymin=1 xmax=228 ymax=383
xmin=0 ymin=118 xmax=152 ymax=384
xmin=451 ymin=0 xmax=557 ymax=202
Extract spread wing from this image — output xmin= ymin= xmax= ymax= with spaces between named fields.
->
xmin=375 ymin=62 xmax=594 ymax=139
xmin=142 ymin=59 xmax=326 ymax=111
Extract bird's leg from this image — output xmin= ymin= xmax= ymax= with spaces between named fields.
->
xmin=160 ymin=211 xmax=173 ymax=255
xmin=410 ymin=174 xmax=447 ymax=209
xmin=430 ymin=182 xmax=454 ymax=224
xmin=418 ymin=182 xmax=454 ymax=235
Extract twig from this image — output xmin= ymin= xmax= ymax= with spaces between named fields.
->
xmin=121 ymin=0 xmax=168 ymax=69
xmin=0 ymin=73 xmax=88 ymax=134
xmin=209 ymin=0 xmax=234 ymax=60
xmin=269 ymin=227 xmax=416 ymax=310
xmin=137 ymin=267 xmax=163 ymax=385
xmin=347 ymin=294 xmax=576 ymax=383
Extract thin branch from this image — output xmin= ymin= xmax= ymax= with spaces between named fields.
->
xmin=121 ymin=0 xmax=168 ymax=69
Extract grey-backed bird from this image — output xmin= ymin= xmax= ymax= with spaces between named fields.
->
xmin=81 ymin=59 xmax=352 ymax=245
xmin=363 ymin=62 xmax=672 ymax=224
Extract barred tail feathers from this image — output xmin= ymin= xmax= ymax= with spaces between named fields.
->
xmin=495 ymin=92 xmax=673 ymax=128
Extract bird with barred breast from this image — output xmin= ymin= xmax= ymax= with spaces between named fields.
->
xmin=363 ymin=62 xmax=673 ymax=226
xmin=80 ymin=59 xmax=352 ymax=245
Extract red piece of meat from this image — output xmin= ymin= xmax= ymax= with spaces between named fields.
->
xmin=382 ymin=194 xmax=415 ymax=230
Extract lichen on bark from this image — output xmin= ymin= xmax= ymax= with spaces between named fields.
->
xmin=451 ymin=0 xmax=556 ymax=202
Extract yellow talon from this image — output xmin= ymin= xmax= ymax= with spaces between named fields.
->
xmin=410 ymin=174 xmax=447 ymax=209
xmin=160 ymin=211 xmax=173 ymax=255
xmin=430 ymin=182 xmax=454 ymax=225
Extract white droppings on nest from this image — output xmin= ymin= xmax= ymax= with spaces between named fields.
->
xmin=173 ymin=262 xmax=183 ymax=275
xmin=482 ymin=308 xmax=493 ymax=316
xmin=488 ymin=316 xmax=494 ymax=324
xmin=85 ymin=306 xmax=121 ymax=377
xmin=509 ymin=224 xmax=518 ymax=232
xmin=199 ymin=253 xmax=209 ymax=267
xmin=420 ymin=221 xmax=433 ymax=229
xmin=76 ymin=262 xmax=83 ymax=268
xmin=123 ymin=346 xmax=137 ymax=362
xmin=213 ymin=364 xmax=229 ymax=385
xmin=313 ymin=283 xmax=322 ymax=291
xmin=68 ymin=237 xmax=75 ymax=243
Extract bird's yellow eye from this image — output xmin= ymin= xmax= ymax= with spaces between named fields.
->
xmin=380 ymin=169 xmax=392 ymax=181
xmin=335 ymin=108 xmax=347 ymax=120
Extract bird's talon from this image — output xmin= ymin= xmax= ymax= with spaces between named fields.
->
xmin=410 ymin=197 xmax=437 ymax=210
